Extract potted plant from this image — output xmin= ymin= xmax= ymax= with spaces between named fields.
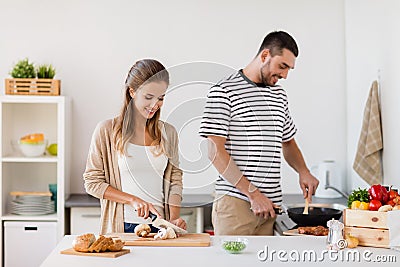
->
xmin=10 ymin=58 xmax=36 ymax=78
xmin=5 ymin=58 xmax=61 ymax=96
xmin=36 ymin=64 xmax=56 ymax=79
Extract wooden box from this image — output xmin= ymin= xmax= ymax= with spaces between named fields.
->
xmin=343 ymin=209 xmax=389 ymax=248
xmin=5 ymin=78 xmax=61 ymax=96
xmin=344 ymin=208 xmax=388 ymax=229
xmin=344 ymin=226 xmax=389 ymax=248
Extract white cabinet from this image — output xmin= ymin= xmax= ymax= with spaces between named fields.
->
xmin=70 ymin=207 xmax=101 ymax=235
xmin=4 ymin=221 xmax=57 ymax=267
xmin=0 ymin=95 xmax=70 ymax=266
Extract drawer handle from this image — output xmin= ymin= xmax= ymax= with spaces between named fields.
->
xmin=24 ymin=226 xmax=38 ymax=231
xmin=81 ymin=214 xmax=101 ymax=218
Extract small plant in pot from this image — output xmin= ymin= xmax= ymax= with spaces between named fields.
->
xmin=36 ymin=64 xmax=56 ymax=79
xmin=10 ymin=58 xmax=36 ymax=78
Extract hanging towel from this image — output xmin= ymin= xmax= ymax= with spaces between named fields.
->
xmin=353 ymin=80 xmax=383 ymax=185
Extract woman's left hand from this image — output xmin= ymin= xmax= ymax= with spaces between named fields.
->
xmin=170 ymin=217 xmax=187 ymax=230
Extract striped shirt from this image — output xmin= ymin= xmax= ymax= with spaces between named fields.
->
xmin=199 ymin=70 xmax=297 ymax=204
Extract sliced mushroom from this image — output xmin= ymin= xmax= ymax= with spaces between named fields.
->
xmin=154 ymin=227 xmax=177 ymax=240
xmin=134 ymin=224 xmax=151 ymax=237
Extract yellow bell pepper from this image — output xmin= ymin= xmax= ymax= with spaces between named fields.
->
xmin=351 ymin=200 xmax=369 ymax=210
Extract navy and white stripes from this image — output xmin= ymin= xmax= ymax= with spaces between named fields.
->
xmin=199 ymin=70 xmax=297 ymax=204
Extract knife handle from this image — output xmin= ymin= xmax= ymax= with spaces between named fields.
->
xmin=148 ymin=211 xmax=158 ymax=221
xmin=274 ymin=207 xmax=284 ymax=215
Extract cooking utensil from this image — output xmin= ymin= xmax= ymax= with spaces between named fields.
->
xmin=274 ymin=206 xmax=342 ymax=227
xmin=303 ymin=198 xmax=309 ymax=215
xmin=149 ymin=212 xmax=188 ymax=234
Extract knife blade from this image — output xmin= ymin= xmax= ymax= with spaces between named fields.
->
xmin=148 ymin=212 xmax=188 ymax=234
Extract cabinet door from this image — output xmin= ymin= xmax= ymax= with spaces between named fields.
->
xmin=4 ymin=221 xmax=57 ymax=267
xmin=70 ymin=207 xmax=101 ymax=235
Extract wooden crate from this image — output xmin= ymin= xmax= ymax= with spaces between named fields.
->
xmin=343 ymin=208 xmax=389 ymax=248
xmin=344 ymin=208 xmax=388 ymax=229
xmin=5 ymin=78 xmax=60 ymax=96
xmin=344 ymin=226 xmax=389 ymax=248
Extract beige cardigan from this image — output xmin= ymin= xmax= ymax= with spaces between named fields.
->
xmin=83 ymin=118 xmax=183 ymax=234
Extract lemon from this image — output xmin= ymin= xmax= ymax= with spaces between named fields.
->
xmin=47 ymin=143 xmax=58 ymax=156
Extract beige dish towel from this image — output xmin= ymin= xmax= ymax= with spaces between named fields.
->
xmin=353 ymin=81 xmax=383 ymax=185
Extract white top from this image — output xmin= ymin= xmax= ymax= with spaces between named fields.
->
xmin=118 ymin=143 xmax=168 ymax=223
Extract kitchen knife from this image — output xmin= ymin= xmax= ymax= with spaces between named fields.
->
xmin=148 ymin=212 xmax=188 ymax=234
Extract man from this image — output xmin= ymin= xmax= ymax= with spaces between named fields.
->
xmin=199 ymin=31 xmax=319 ymax=235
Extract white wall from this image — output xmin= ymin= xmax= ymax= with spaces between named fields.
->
xmin=0 ymin=0 xmax=347 ymax=195
xmin=345 ymin=0 xmax=400 ymax=189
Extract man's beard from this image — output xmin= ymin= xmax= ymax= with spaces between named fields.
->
xmin=260 ymin=62 xmax=273 ymax=86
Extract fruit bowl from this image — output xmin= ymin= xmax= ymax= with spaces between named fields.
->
xmin=221 ymin=237 xmax=248 ymax=254
xmin=18 ymin=140 xmax=47 ymax=157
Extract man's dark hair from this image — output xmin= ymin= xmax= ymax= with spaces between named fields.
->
xmin=257 ymin=31 xmax=299 ymax=57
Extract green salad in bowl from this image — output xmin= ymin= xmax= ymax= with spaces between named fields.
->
xmin=221 ymin=238 xmax=248 ymax=254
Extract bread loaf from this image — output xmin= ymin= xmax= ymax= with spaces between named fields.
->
xmin=72 ymin=233 xmax=125 ymax=253
xmin=72 ymin=233 xmax=96 ymax=252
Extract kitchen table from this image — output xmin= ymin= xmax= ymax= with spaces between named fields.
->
xmin=41 ymin=235 xmax=399 ymax=267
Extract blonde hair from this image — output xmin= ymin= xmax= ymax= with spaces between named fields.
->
xmin=113 ymin=59 xmax=169 ymax=155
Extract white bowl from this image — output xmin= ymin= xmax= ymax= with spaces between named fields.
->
xmin=18 ymin=140 xmax=47 ymax=157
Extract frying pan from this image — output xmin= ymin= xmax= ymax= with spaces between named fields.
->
xmin=275 ymin=206 xmax=343 ymax=227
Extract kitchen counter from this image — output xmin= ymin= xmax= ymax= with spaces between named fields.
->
xmin=41 ymin=235 xmax=399 ymax=267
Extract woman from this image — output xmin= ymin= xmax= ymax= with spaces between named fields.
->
xmin=83 ymin=59 xmax=186 ymax=235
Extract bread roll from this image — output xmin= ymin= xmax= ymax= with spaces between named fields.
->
xmin=72 ymin=233 xmax=96 ymax=252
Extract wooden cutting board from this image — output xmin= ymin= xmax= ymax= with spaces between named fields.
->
xmin=283 ymin=229 xmax=304 ymax=236
xmin=107 ymin=233 xmax=211 ymax=247
xmin=60 ymin=248 xmax=130 ymax=258
xmin=283 ymin=229 xmax=328 ymax=237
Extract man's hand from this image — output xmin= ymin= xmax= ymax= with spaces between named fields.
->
xmin=248 ymin=190 xmax=276 ymax=219
xmin=299 ymin=171 xmax=319 ymax=202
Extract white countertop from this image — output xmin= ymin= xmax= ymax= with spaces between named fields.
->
xmin=41 ymin=235 xmax=399 ymax=267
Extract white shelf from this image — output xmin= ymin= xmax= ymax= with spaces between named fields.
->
xmin=0 ymin=95 xmax=70 ymax=265
xmin=0 ymin=95 xmax=65 ymax=104
xmin=1 ymin=213 xmax=58 ymax=221
xmin=2 ymin=155 xmax=58 ymax=163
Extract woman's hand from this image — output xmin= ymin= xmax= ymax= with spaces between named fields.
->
xmin=129 ymin=197 xmax=160 ymax=219
xmin=170 ymin=217 xmax=187 ymax=230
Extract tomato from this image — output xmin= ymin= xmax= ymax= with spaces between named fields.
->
xmin=389 ymin=189 xmax=399 ymax=200
xmin=387 ymin=200 xmax=396 ymax=207
xmin=369 ymin=199 xmax=382 ymax=211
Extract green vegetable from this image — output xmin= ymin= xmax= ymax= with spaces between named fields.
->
xmin=222 ymin=241 xmax=246 ymax=253
xmin=348 ymin=188 xmax=369 ymax=208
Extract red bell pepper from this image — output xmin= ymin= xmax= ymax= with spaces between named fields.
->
xmin=368 ymin=184 xmax=389 ymax=204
